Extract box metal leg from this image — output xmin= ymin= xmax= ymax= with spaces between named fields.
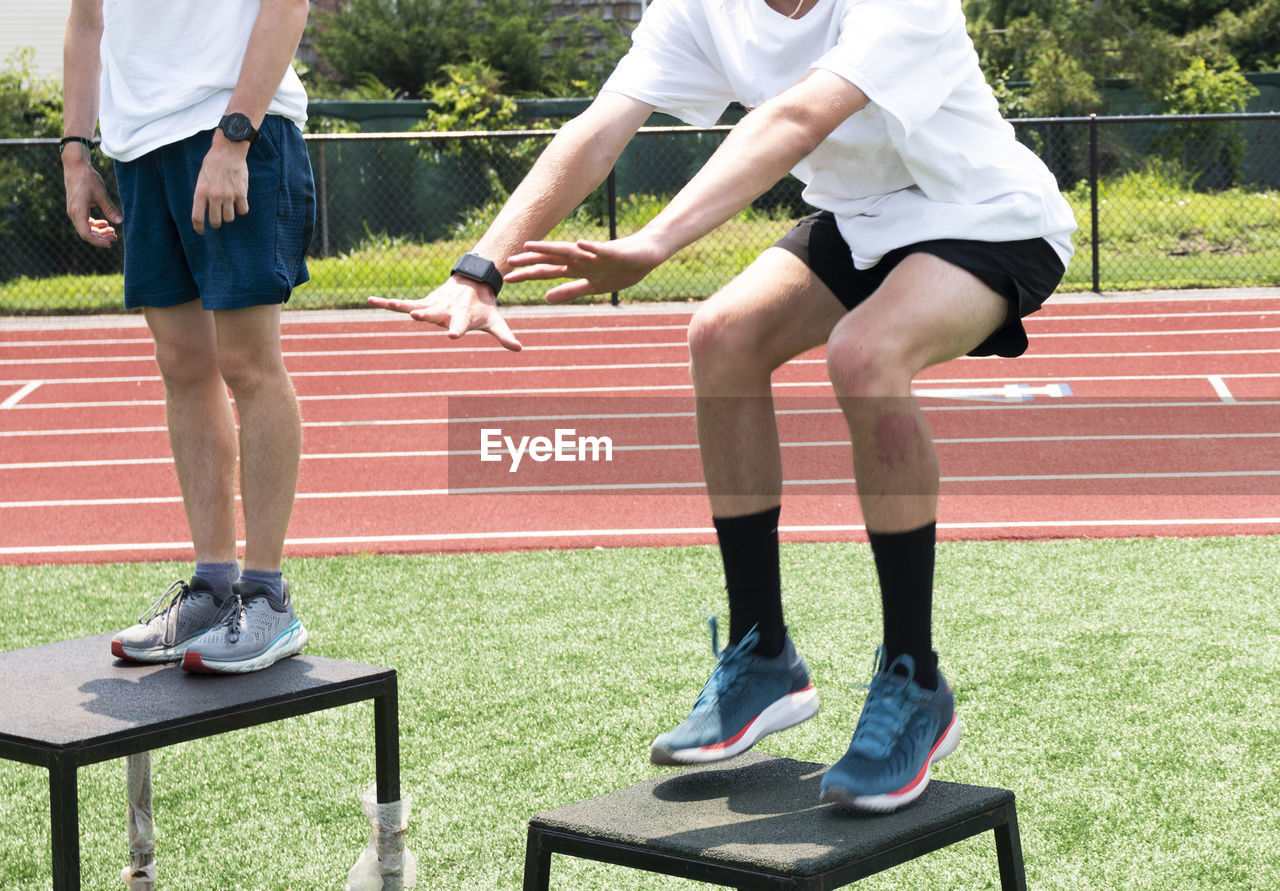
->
xmin=522 ymin=826 xmax=552 ymax=891
xmin=994 ymin=802 xmax=1027 ymax=891
xmin=49 ymin=754 xmax=79 ymax=891
xmin=374 ymin=677 xmax=401 ymax=804
xmin=373 ymin=678 xmax=405 ymax=891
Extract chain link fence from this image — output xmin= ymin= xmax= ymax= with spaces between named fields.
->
xmin=1 ymin=112 xmax=1277 ymax=314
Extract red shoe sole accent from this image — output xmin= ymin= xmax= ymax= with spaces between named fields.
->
xmin=702 ymin=717 xmax=759 ymax=751
xmin=182 ymin=652 xmax=214 ymax=674
xmin=885 ymin=714 xmax=959 ymax=800
xmin=111 ymin=640 xmax=127 ymax=660
xmin=700 ymin=684 xmax=816 ymax=752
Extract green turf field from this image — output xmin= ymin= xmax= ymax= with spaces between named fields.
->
xmin=1 ymin=536 xmax=1277 ymax=889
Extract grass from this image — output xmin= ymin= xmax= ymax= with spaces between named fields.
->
xmin=4 ymin=169 xmax=1280 ymax=314
xmin=1 ymin=536 xmax=1278 ymax=889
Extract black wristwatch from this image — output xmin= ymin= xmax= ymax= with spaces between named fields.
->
xmin=217 ymin=112 xmax=260 ymax=145
xmin=451 ymin=252 xmax=504 ymax=297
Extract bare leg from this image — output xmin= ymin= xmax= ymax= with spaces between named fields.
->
xmin=688 ymin=248 xmax=847 ymax=519
xmin=649 ymin=249 xmax=843 ymax=762
xmin=144 ymin=302 xmax=238 ymax=563
xmin=214 ymin=304 xmax=300 ymax=572
xmin=825 ymin=254 xmax=1010 ymax=532
xmin=816 ymin=254 xmax=1012 ymax=812
xmin=686 ymin=248 xmax=847 ymax=653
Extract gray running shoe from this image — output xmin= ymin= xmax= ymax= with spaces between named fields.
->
xmin=111 ymin=579 xmax=228 ymax=663
xmin=181 ymin=580 xmax=308 ymax=674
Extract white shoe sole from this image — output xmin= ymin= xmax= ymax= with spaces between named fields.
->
xmin=821 ymin=714 xmax=962 ymax=813
xmin=112 ymin=630 xmax=213 ymax=664
xmin=651 ymin=685 xmax=820 ymax=765
xmin=182 ymin=622 xmax=309 ymax=675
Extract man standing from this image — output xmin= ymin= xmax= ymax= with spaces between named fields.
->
xmin=61 ymin=0 xmax=314 ymax=674
xmin=373 ymin=0 xmax=1075 ymax=810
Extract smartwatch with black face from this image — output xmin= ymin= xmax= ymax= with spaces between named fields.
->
xmin=217 ymin=112 xmax=260 ymax=145
xmin=451 ymin=252 xmax=504 ymax=297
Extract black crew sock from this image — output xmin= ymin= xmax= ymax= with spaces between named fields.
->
xmin=714 ymin=506 xmax=786 ymax=658
xmin=868 ymin=521 xmax=939 ymax=690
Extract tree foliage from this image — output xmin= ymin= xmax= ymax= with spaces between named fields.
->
xmin=309 ymin=0 xmax=631 ymax=100
xmin=1159 ymin=56 xmax=1260 ymax=189
xmin=965 ymin=0 xmax=1276 ymax=116
xmin=0 ymin=47 xmax=61 ymax=138
xmin=0 ymin=49 xmax=118 ymax=281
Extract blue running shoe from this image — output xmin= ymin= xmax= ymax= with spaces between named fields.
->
xmin=819 ymin=647 xmax=961 ymax=813
xmin=650 ymin=618 xmax=819 ymax=766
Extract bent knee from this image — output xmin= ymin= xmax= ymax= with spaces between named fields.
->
xmin=687 ymin=300 xmax=787 ymax=383
xmin=689 ymin=303 xmax=743 ymax=365
xmin=826 ymin=326 xmax=915 ymax=398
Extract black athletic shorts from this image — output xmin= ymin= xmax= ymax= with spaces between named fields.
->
xmin=772 ymin=210 xmax=1067 ymax=358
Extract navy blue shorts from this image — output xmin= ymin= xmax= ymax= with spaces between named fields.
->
xmin=114 ymin=115 xmax=315 ymax=311
xmin=773 ymin=211 xmax=1067 ymax=358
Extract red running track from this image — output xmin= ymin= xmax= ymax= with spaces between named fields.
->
xmin=2 ymin=290 xmax=1279 ymax=565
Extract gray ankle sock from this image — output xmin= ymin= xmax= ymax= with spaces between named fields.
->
xmin=193 ymin=561 xmax=239 ymax=601
xmin=238 ymin=568 xmax=284 ymax=602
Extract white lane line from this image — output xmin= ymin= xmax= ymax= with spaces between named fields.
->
xmin=0 ymin=379 xmax=1072 ymax=415
xmin=1 ymin=457 xmax=172 ymax=469
xmin=2 ymin=321 xmax=1269 ymax=363
xmin=0 ymin=360 xmax=683 ymax=385
xmin=6 ymin=376 xmax=1280 ymax=410
xmin=1030 ymin=310 xmax=1279 ymax=321
xmin=1 ymin=495 xmax=184 ymax=507
xmin=335 ymin=469 xmax=1280 ymax=496
xmin=1 ymin=381 xmax=40 ymax=408
xmin=6 ymin=362 xmax=1280 ymax=394
xmin=1021 ymin=326 xmax=1280 ymax=338
xmin=0 ymin=340 xmax=694 ymax=367
xmin=5 ymin=311 xmax=1274 ymax=350
xmin=4 ymin=345 xmax=1278 ymax=388
xmin=8 ymin=430 xmax=1279 ymax=472
xmin=0 ymin=325 xmax=694 ymax=348
xmin=6 ymin=467 xmax=1280 ymax=505
xmin=0 ymin=425 xmax=170 ymax=437
xmin=1 ymin=451 xmax=450 ymax=470
xmin=280 ymin=324 xmax=694 ymax=338
xmin=4 ymin=515 xmax=1280 ymax=556
xmin=791 ymin=517 xmax=1280 ymax=532
xmin=1207 ymin=375 xmax=1237 ymax=403
xmin=2 ymin=293 xmax=1274 ymax=333
xmin=912 ymin=383 xmax=1071 ymax=401
xmin=1009 ymin=349 xmax=1280 ymax=359
xmin=7 ymin=399 xmax=1279 ymax=439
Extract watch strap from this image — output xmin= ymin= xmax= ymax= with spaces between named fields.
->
xmin=451 ymin=252 xmax=504 ymax=297
xmin=59 ymin=136 xmax=95 ymax=156
xmin=217 ymin=113 xmax=260 ymax=145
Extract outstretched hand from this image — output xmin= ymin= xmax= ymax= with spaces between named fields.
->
xmin=505 ymin=234 xmax=668 ymax=303
xmin=368 ymin=278 xmax=523 ymax=352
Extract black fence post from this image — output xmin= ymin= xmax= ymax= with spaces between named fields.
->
xmin=608 ymin=165 xmax=619 ymax=306
xmin=1089 ymin=114 xmax=1100 ymax=293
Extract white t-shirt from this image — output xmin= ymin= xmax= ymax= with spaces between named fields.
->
xmin=602 ymin=0 xmax=1076 ymax=269
xmin=97 ymin=0 xmax=308 ymax=162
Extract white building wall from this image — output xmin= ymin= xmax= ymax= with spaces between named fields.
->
xmin=0 ymin=0 xmax=73 ymax=80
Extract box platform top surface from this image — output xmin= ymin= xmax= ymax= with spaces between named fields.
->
xmin=0 ymin=633 xmax=391 ymax=749
xmin=531 ymin=751 xmax=1013 ymax=876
